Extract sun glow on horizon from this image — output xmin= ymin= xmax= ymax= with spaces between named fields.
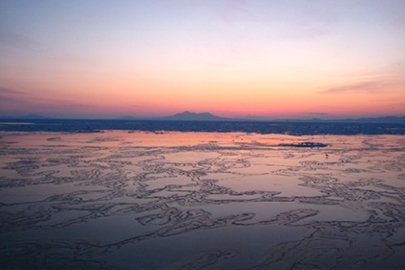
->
xmin=0 ymin=0 xmax=404 ymax=119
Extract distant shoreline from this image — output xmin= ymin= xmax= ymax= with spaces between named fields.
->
xmin=0 ymin=119 xmax=404 ymax=135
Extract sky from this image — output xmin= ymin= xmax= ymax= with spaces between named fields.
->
xmin=0 ymin=0 xmax=404 ymax=119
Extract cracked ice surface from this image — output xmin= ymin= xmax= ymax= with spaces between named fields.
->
xmin=0 ymin=131 xmax=404 ymax=269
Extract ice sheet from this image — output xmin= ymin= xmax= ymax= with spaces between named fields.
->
xmin=0 ymin=131 xmax=404 ymax=269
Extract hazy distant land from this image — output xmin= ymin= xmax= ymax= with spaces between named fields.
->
xmin=0 ymin=111 xmax=404 ymax=135
xmin=4 ymin=111 xmax=405 ymax=123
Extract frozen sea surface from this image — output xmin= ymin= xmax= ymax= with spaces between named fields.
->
xmin=0 ymin=131 xmax=404 ymax=269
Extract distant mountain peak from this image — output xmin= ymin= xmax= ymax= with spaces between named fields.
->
xmin=175 ymin=111 xmax=214 ymax=116
xmin=162 ymin=111 xmax=224 ymax=121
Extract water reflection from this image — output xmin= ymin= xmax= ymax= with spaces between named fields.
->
xmin=0 ymin=131 xmax=404 ymax=269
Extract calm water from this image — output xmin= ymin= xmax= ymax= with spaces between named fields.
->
xmin=0 ymin=131 xmax=404 ymax=269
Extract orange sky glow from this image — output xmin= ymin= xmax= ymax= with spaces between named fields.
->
xmin=0 ymin=0 xmax=404 ymax=119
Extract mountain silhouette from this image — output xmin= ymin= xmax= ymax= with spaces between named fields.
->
xmin=160 ymin=111 xmax=225 ymax=121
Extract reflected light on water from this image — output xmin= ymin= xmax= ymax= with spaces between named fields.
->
xmin=0 ymin=131 xmax=404 ymax=269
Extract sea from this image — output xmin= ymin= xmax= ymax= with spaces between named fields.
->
xmin=0 ymin=119 xmax=404 ymax=269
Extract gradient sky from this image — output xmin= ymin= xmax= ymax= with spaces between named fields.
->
xmin=1 ymin=0 xmax=404 ymax=119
